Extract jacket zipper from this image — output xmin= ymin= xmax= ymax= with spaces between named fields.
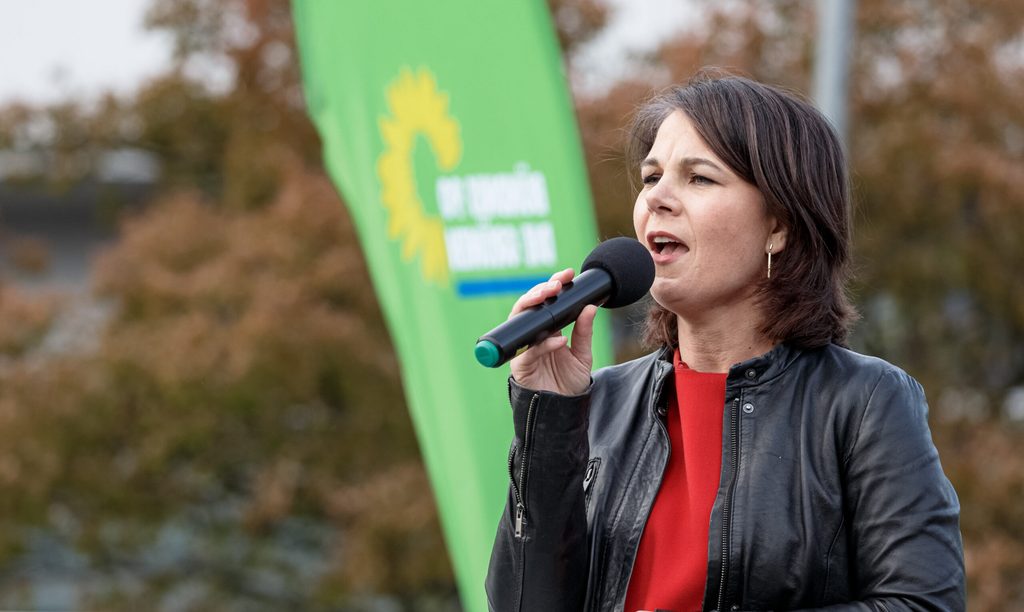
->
xmin=616 ymin=362 xmax=671 ymax=609
xmin=511 ymin=392 xmax=540 ymax=538
xmin=583 ymin=457 xmax=601 ymax=511
xmin=717 ymin=396 xmax=741 ymax=611
xmin=507 ymin=441 xmax=523 ymax=532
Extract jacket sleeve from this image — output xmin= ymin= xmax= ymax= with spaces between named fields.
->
xmin=485 ymin=377 xmax=592 ymax=612
xmin=799 ymin=369 xmax=966 ymax=612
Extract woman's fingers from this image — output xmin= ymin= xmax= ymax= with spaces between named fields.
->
xmin=549 ymin=267 xmax=575 ymax=285
xmin=508 ymin=268 xmax=574 ymax=319
xmin=509 ymin=280 xmax=558 ymax=319
xmin=569 ymin=304 xmax=597 ymax=362
xmin=534 ymin=332 xmax=568 ymax=354
xmin=507 ymin=269 xmax=594 ymax=395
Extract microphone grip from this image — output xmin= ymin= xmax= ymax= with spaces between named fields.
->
xmin=475 ymin=268 xmax=612 ymax=368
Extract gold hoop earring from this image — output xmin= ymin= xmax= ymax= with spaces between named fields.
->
xmin=767 ymin=243 xmax=773 ymax=280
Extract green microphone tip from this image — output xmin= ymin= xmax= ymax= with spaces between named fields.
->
xmin=475 ymin=340 xmax=501 ymax=367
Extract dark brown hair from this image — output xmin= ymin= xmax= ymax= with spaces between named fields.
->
xmin=626 ymin=68 xmax=858 ymax=349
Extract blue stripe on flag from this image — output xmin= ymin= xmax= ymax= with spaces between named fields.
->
xmin=456 ymin=276 xmax=551 ymax=298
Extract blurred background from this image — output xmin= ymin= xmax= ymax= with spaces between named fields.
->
xmin=0 ymin=0 xmax=1022 ymax=610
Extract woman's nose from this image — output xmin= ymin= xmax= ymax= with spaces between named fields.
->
xmin=645 ymin=178 xmax=681 ymax=214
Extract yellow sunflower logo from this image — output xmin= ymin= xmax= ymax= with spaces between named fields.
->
xmin=377 ymin=67 xmax=462 ymax=285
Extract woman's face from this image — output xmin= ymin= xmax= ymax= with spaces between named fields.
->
xmin=633 ymin=110 xmax=785 ymax=320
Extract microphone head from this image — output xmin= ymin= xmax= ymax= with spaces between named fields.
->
xmin=581 ymin=237 xmax=655 ymax=309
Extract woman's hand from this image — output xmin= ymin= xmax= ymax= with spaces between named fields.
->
xmin=509 ymin=268 xmax=597 ymax=396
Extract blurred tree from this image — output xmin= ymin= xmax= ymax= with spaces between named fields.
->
xmin=0 ymin=0 xmax=453 ymax=608
xmin=0 ymin=284 xmax=57 ymax=358
xmin=0 ymin=166 xmax=454 ymax=609
xmin=547 ymin=0 xmax=610 ymax=56
xmin=140 ymin=0 xmax=320 ymax=208
xmin=851 ymin=0 xmax=1024 ymax=404
xmin=2 ymin=8 xmax=632 ymax=607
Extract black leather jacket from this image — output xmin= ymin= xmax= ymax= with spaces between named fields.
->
xmin=486 ymin=343 xmax=964 ymax=611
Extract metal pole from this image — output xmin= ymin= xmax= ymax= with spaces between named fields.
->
xmin=813 ymin=0 xmax=856 ymax=147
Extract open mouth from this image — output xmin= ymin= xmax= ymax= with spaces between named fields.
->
xmin=650 ymin=235 xmax=687 ymax=256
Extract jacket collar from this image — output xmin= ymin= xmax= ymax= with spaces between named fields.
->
xmin=728 ymin=342 xmax=804 ymax=387
xmin=654 ymin=342 xmax=805 ymax=388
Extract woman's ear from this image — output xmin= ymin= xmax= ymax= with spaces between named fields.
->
xmin=767 ymin=218 xmax=787 ymax=254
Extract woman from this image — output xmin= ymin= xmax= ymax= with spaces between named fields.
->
xmin=485 ymin=70 xmax=965 ymax=612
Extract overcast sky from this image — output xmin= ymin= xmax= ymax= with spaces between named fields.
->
xmin=0 ymin=0 xmax=689 ymax=105
xmin=0 ymin=0 xmax=172 ymax=104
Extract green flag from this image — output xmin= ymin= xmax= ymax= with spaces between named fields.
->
xmin=292 ymin=1 xmax=609 ymax=608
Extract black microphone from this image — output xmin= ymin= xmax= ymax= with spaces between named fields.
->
xmin=474 ymin=237 xmax=655 ymax=368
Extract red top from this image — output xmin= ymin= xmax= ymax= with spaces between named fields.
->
xmin=624 ymin=350 xmax=727 ymax=612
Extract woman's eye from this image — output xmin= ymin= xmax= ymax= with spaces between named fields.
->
xmin=691 ymin=173 xmax=715 ymax=185
xmin=642 ymin=173 xmax=660 ymax=185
